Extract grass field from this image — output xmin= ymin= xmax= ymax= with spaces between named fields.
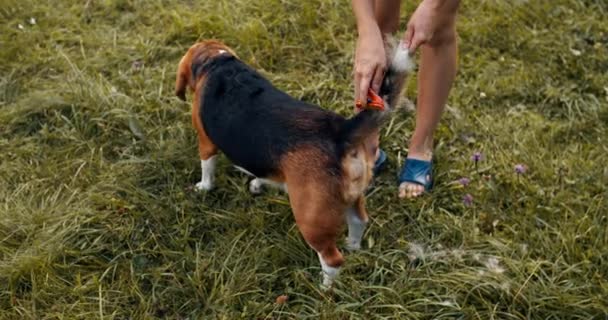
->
xmin=1 ymin=0 xmax=607 ymax=318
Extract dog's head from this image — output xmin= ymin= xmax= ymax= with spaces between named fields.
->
xmin=175 ymin=40 xmax=236 ymax=100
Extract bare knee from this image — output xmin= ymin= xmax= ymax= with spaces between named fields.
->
xmin=426 ymin=4 xmax=459 ymax=48
xmin=374 ymin=0 xmax=401 ymax=34
xmin=427 ymin=22 xmax=457 ymax=48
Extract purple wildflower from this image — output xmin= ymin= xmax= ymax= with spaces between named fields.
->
xmin=458 ymin=177 xmax=471 ymax=186
xmin=463 ymin=194 xmax=473 ymax=206
xmin=132 ymin=60 xmax=144 ymax=71
xmin=471 ymin=152 xmax=483 ymax=162
xmin=514 ymin=164 xmax=527 ymax=174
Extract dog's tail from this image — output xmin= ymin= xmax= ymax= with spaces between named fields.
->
xmin=340 ymin=38 xmax=415 ymax=150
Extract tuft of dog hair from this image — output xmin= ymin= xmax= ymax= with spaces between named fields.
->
xmin=340 ymin=35 xmax=415 ymax=150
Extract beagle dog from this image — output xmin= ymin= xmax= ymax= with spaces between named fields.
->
xmin=175 ymin=39 xmax=413 ymax=288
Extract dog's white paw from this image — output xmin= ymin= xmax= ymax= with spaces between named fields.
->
xmin=320 ymin=281 xmax=332 ymax=291
xmin=345 ymin=238 xmax=361 ymax=251
xmin=319 ymin=268 xmax=338 ymax=290
xmin=249 ymin=178 xmax=263 ymax=195
xmin=195 ymin=180 xmax=213 ymax=191
xmin=317 ymin=252 xmax=340 ymax=290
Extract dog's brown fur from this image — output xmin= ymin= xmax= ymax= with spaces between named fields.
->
xmin=176 ymin=40 xmax=399 ymax=285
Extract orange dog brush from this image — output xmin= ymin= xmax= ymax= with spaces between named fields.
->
xmin=355 ymin=89 xmax=385 ymax=111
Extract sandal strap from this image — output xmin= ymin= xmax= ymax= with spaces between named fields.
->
xmin=398 ymin=158 xmax=433 ymax=190
xmin=373 ymin=149 xmax=388 ymax=175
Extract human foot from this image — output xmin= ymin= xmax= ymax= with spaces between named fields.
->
xmin=398 ymin=152 xmax=433 ymax=198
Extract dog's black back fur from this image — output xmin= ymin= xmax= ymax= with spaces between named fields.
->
xmin=198 ymin=55 xmax=346 ymax=178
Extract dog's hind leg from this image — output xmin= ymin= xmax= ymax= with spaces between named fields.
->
xmin=298 ymin=212 xmax=344 ymax=289
xmin=249 ymin=178 xmax=287 ymax=195
xmin=285 ymin=171 xmax=345 ymax=289
xmin=346 ymin=197 xmax=368 ymax=251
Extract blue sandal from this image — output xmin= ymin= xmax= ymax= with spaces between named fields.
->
xmin=398 ymin=158 xmax=433 ymax=192
xmin=373 ymin=149 xmax=388 ymax=176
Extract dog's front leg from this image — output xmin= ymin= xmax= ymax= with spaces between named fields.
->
xmin=192 ymin=97 xmax=218 ymax=191
xmin=196 ymin=155 xmax=217 ymax=191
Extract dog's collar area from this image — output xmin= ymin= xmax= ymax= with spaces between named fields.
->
xmin=192 ymin=54 xmax=236 ymax=78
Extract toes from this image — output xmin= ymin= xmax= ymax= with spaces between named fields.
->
xmin=415 ymin=185 xmax=425 ymax=197
xmin=398 ymin=183 xmax=407 ymax=198
xmin=398 ymin=182 xmax=425 ymax=198
xmin=411 ymin=185 xmax=423 ymax=197
xmin=406 ymin=184 xmax=417 ymax=198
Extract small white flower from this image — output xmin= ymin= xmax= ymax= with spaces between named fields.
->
xmin=484 ymin=257 xmax=505 ymax=274
xmin=430 ymin=250 xmax=447 ymax=261
xmin=570 ymin=48 xmax=582 ymax=56
xmin=29 ymin=17 xmax=36 ymax=25
xmin=451 ymin=249 xmax=465 ymax=261
xmin=17 ymin=24 xmax=24 ymax=30
xmin=408 ymin=242 xmax=425 ymax=261
xmin=520 ymin=243 xmax=528 ymax=255
xmin=480 ymin=92 xmax=487 ymax=98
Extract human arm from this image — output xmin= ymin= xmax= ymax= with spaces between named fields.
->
xmin=351 ymin=0 xmax=387 ymax=107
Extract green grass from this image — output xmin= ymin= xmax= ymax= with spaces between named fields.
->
xmin=1 ymin=0 xmax=607 ymax=318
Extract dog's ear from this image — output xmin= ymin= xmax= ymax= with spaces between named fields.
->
xmin=175 ymin=55 xmax=190 ymax=101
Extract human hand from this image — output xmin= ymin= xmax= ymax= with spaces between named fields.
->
xmin=353 ymin=27 xmax=386 ymax=108
xmin=403 ymin=0 xmax=459 ymax=52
